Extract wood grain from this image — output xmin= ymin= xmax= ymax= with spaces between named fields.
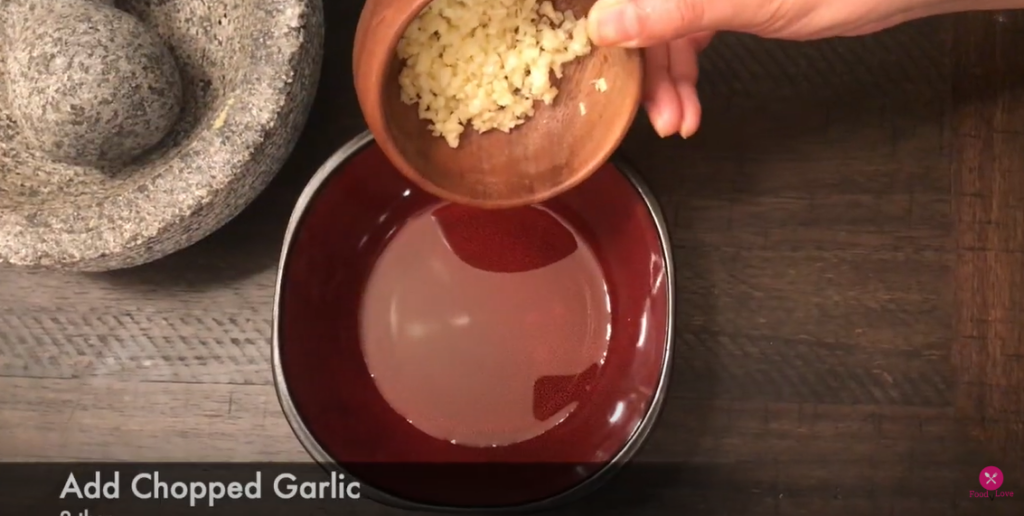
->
xmin=0 ymin=3 xmax=1022 ymax=515
xmin=951 ymin=9 xmax=1024 ymax=462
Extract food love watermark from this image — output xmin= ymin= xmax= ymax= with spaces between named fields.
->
xmin=969 ymin=466 xmax=1014 ymax=500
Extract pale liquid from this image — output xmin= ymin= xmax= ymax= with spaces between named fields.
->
xmin=359 ymin=206 xmax=611 ymax=447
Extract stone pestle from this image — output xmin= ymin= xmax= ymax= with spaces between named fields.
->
xmin=3 ymin=0 xmax=183 ymax=167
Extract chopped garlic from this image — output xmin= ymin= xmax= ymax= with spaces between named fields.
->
xmin=396 ymin=0 xmax=593 ymax=148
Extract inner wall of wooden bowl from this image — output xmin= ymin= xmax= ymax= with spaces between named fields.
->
xmin=381 ymin=32 xmax=637 ymax=203
xmin=277 ymin=144 xmax=669 ymax=506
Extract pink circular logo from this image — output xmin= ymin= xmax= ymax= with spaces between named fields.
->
xmin=979 ymin=466 xmax=1004 ymax=490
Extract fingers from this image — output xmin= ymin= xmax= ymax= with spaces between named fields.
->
xmin=667 ymin=36 xmax=704 ymax=138
xmin=642 ymin=44 xmax=681 ymax=138
xmin=588 ymin=0 xmax=768 ymax=47
xmin=642 ymin=33 xmax=711 ymax=138
xmin=675 ymin=79 xmax=701 ymax=139
xmin=688 ymin=30 xmax=716 ymax=52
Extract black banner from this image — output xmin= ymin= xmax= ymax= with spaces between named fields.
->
xmin=0 ymin=462 xmax=642 ymax=514
xmin=1 ymin=461 xmax=1015 ymax=515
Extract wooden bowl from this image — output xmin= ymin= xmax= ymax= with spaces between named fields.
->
xmin=353 ymin=0 xmax=643 ymax=209
xmin=273 ymin=132 xmax=674 ymax=510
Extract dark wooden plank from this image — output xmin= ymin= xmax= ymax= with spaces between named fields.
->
xmin=951 ymin=10 xmax=1024 ymax=461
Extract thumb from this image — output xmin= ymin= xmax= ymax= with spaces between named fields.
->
xmin=587 ymin=0 xmax=767 ymax=47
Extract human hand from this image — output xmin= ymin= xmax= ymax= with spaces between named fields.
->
xmin=586 ymin=0 xmax=1013 ymax=138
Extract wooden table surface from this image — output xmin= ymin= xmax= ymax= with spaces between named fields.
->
xmin=1 ymin=3 xmax=1023 ymax=515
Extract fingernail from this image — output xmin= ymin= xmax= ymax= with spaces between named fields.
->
xmin=588 ymin=0 xmax=639 ymax=46
xmin=656 ymin=119 xmax=674 ymax=138
xmin=679 ymin=124 xmax=697 ymax=139
xmin=645 ymin=103 xmax=672 ymax=138
xmin=680 ymin=117 xmax=699 ymax=139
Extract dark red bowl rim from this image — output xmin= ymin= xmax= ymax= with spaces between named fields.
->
xmin=271 ymin=131 xmax=676 ymax=512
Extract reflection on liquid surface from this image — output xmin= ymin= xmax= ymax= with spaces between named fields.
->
xmin=360 ymin=204 xmax=611 ymax=447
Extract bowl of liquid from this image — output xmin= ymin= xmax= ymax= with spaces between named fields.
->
xmin=272 ymin=131 xmax=674 ymax=511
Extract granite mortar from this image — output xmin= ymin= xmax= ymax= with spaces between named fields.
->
xmin=0 ymin=0 xmax=324 ymax=271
